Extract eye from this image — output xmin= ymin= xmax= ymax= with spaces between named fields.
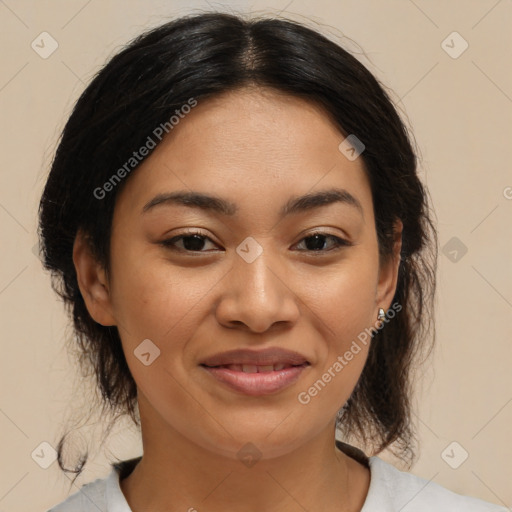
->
xmin=160 ymin=230 xmax=351 ymax=254
xmin=160 ymin=231 xmax=220 ymax=253
xmin=293 ymin=232 xmax=352 ymax=253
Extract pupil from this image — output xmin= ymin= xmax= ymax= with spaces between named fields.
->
xmin=307 ymin=234 xmax=325 ymax=251
xmin=184 ymin=235 xmax=205 ymax=251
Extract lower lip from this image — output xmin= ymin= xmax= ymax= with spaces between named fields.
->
xmin=201 ymin=364 xmax=309 ymax=396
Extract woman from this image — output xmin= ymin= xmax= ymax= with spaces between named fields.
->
xmin=41 ymin=12 xmax=506 ymax=512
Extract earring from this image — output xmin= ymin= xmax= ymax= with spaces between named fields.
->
xmin=377 ymin=308 xmax=386 ymax=321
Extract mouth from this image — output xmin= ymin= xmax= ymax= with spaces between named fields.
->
xmin=202 ymin=363 xmax=307 ymax=373
xmin=200 ymin=363 xmax=310 ymax=396
xmin=199 ymin=348 xmax=311 ymax=396
xmin=200 ymin=347 xmax=310 ymax=367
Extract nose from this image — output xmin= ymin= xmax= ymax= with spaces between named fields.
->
xmin=215 ymin=246 xmax=300 ymax=333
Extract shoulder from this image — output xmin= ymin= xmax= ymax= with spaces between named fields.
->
xmin=47 ymin=457 xmax=140 ymax=512
xmin=362 ymin=456 xmax=508 ymax=512
xmin=47 ymin=474 xmax=109 ymax=512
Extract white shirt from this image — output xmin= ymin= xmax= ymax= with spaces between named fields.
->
xmin=47 ymin=455 xmax=508 ymax=511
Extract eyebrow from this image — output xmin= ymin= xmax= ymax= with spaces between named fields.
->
xmin=141 ymin=187 xmax=364 ymax=219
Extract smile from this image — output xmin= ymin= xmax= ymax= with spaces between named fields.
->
xmin=201 ymin=363 xmax=310 ymax=396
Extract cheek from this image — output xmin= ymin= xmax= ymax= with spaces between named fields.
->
xmin=109 ymin=257 xmax=204 ymax=405
xmin=108 ymin=251 xmax=223 ymax=390
xmin=297 ymin=250 xmax=378 ymax=405
xmin=307 ymin=252 xmax=379 ymax=345
xmin=297 ymin=272 xmax=375 ymax=416
xmin=109 ymin=244 xmax=201 ymax=336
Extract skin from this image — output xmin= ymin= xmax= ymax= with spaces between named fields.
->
xmin=73 ymin=86 xmax=402 ymax=512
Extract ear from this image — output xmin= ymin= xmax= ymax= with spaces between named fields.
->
xmin=72 ymin=230 xmax=116 ymax=326
xmin=375 ymin=219 xmax=403 ymax=313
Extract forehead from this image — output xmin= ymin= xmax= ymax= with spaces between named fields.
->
xmin=113 ymin=87 xmax=373 ymax=223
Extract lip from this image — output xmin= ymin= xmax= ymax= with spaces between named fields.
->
xmin=200 ymin=347 xmax=310 ymax=396
xmin=201 ymin=363 xmax=310 ymax=396
xmin=200 ymin=347 xmax=309 ymax=367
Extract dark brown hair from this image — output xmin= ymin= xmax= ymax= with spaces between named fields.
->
xmin=38 ymin=11 xmax=437 ymax=484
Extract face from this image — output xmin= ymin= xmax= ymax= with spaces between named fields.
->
xmin=75 ymin=86 xmax=401 ymax=461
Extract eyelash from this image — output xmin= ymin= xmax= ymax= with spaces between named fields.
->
xmin=159 ymin=230 xmax=352 ymax=254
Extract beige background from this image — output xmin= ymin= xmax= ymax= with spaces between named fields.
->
xmin=1 ymin=0 xmax=511 ymax=510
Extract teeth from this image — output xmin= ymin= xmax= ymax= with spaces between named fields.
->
xmin=226 ymin=364 xmax=291 ymax=372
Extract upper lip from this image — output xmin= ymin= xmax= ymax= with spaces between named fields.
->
xmin=200 ymin=348 xmax=310 ymax=367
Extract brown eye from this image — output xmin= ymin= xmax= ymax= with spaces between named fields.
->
xmin=159 ymin=231 xmax=352 ymax=254
xmin=294 ymin=233 xmax=351 ymax=252
xmin=160 ymin=232 xmax=220 ymax=252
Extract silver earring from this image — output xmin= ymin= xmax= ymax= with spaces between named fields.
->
xmin=377 ymin=308 xmax=386 ymax=321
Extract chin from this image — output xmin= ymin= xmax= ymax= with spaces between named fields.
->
xmin=194 ymin=423 xmax=310 ymax=463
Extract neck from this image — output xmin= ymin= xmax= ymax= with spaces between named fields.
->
xmin=120 ymin=412 xmax=370 ymax=512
